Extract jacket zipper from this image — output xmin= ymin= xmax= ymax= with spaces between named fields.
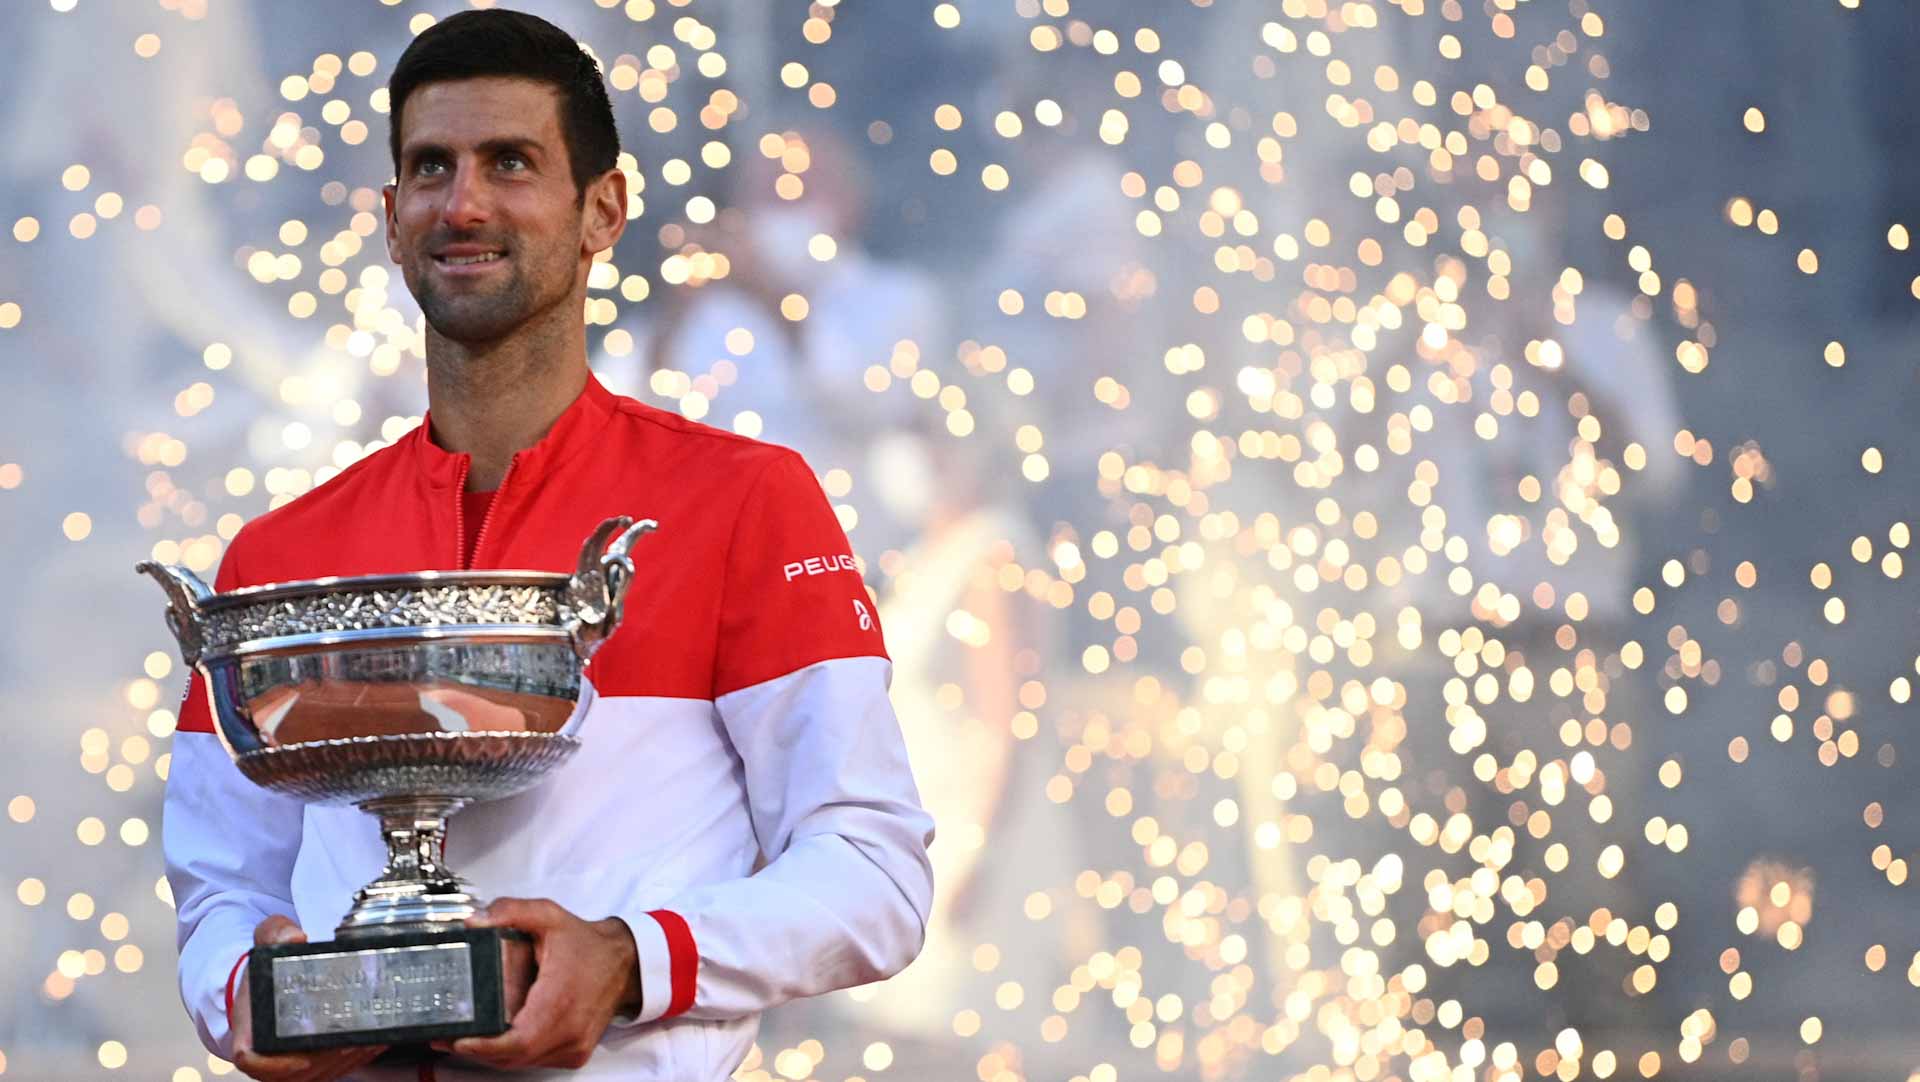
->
xmin=452 ymin=458 xmax=472 ymax=570
xmin=467 ymin=453 xmax=519 ymax=570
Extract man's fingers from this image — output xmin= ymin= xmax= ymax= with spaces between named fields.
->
xmin=447 ymin=1027 xmax=534 ymax=1067
xmin=317 ymin=1045 xmax=389 ymax=1081
xmin=448 ymin=965 xmax=572 ymax=1066
xmin=232 ymin=1042 xmax=386 ymax=1082
xmin=444 ymin=898 xmax=614 ymax=1069
xmin=449 ymin=1020 xmax=571 ymax=1070
xmin=448 ymin=995 xmax=558 ymax=1066
xmin=232 ymin=1049 xmax=311 ymax=1080
xmin=468 ymin=895 xmax=560 ymax=931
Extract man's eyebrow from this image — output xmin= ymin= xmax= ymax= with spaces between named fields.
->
xmin=401 ymin=137 xmax=549 ymax=161
xmin=475 ymin=136 xmax=548 ymax=158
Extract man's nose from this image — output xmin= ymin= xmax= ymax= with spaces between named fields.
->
xmin=440 ymin=163 xmax=490 ymax=230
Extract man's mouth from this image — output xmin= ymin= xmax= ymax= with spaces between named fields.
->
xmin=434 ymin=251 xmax=505 ymax=266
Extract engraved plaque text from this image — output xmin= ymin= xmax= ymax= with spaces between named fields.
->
xmin=271 ymin=941 xmax=476 ymax=1037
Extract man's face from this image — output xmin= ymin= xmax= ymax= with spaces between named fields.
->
xmin=384 ymin=77 xmax=588 ymax=344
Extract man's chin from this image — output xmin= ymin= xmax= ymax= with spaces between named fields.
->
xmin=417 ymin=287 xmax=530 ymax=343
xmin=421 ymin=307 xmax=527 ymax=345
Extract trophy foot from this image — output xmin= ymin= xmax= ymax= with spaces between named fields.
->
xmin=250 ymin=795 xmax=535 ymax=1053
xmin=250 ymin=925 xmax=533 ymax=1054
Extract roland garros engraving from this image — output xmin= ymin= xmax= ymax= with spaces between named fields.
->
xmin=273 ymin=942 xmax=477 ymax=1037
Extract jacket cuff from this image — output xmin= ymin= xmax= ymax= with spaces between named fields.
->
xmin=217 ymin=948 xmax=251 ymax=1056
xmin=223 ymin=950 xmax=250 ymax=1021
xmin=613 ymin=909 xmax=697 ymax=1025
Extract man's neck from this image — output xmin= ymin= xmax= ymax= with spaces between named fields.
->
xmin=424 ymin=307 xmax=589 ymax=491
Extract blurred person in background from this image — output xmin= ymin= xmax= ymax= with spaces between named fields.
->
xmin=1179 ymin=3 xmax=1699 ymax=1051
xmin=0 ymin=0 xmax=309 ymax=1057
xmin=969 ymin=47 xmax=1170 ymax=542
xmin=1457 ymin=203 xmax=1683 ymax=1041
xmin=599 ymin=124 xmax=945 ymax=562
xmin=1326 ymin=196 xmax=1682 ymax=1046
xmin=756 ymin=19 xmax=1232 ymax=1067
xmin=760 ymin=411 xmax=1087 ymax=1076
xmin=946 ymin=15 xmax=1280 ymax=1076
xmin=1153 ymin=7 xmax=1413 ymax=1033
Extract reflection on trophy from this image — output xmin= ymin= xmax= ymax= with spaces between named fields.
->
xmin=136 ymin=516 xmax=658 ymax=1054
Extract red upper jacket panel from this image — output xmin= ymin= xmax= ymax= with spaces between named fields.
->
xmin=177 ymin=375 xmax=887 ymax=733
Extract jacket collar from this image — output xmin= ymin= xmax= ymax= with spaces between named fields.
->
xmin=405 ymin=372 xmax=618 ymax=491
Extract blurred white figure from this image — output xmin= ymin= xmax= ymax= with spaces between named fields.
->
xmin=1442 ymin=209 xmax=1685 ymax=627
xmin=860 ymin=431 xmax=1044 ymax=1028
xmin=1334 ymin=203 xmax=1685 ymax=1039
xmin=759 ymin=423 xmax=1092 ymax=1074
xmin=1336 ymin=207 xmax=1683 ymax=638
xmin=978 ymin=142 xmax=1163 ymax=497
xmin=601 ymin=128 xmax=944 ymax=491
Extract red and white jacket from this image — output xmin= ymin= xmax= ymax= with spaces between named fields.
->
xmin=163 ymin=376 xmax=935 ymax=1081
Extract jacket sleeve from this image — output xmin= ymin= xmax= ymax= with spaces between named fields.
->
xmin=614 ymin=451 xmax=935 ymax=1024
xmin=161 ymin=542 xmax=307 ymax=1057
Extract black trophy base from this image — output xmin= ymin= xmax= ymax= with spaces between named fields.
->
xmin=251 ymin=926 xmax=532 ymax=1054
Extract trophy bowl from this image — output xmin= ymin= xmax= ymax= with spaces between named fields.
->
xmin=138 ymin=515 xmax=657 ymax=1054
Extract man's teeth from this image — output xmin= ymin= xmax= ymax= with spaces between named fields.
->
xmin=441 ymin=252 xmax=502 ymax=265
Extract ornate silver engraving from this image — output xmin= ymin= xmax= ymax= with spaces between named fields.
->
xmin=236 ymin=731 xmax=583 ymax=805
xmin=198 ymin=584 xmax=566 ymax=654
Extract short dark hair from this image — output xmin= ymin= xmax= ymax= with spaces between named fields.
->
xmin=387 ymin=9 xmax=619 ymax=199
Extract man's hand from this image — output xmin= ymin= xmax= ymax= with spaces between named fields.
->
xmin=231 ymin=916 xmax=388 ymax=1082
xmin=443 ymin=898 xmax=643 ymax=1071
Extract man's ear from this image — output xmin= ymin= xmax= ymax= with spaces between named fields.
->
xmin=582 ymin=168 xmax=628 ymax=257
xmin=382 ymin=182 xmax=402 ymax=264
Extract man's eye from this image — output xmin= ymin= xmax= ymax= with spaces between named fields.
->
xmin=499 ymin=155 xmax=529 ymax=171
xmin=416 ymin=159 xmax=447 ymax=176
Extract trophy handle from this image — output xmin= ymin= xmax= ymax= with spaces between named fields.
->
xmin=135 ymin=561 xmax=214 ymax=668
xmin=564 ymin=516 xmax=659 ymax=660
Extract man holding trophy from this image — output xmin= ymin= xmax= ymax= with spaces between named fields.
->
xmin=147 ymin=10 xmax=934 ymax=1080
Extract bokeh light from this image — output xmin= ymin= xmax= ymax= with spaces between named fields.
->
xmin=5 ymin=1 xmax=1920 ymax=1079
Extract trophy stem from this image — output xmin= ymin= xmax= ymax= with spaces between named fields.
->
xmin=337 ymin=795 xmax=485 ymax=937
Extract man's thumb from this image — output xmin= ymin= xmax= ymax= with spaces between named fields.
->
xmin=255 ymin=914 xmax=307 ymax=946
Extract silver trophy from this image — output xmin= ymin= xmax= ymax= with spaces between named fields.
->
xmin=138 ymin=515 xmax=657 ymax=1054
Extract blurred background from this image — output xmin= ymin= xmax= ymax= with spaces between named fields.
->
xmin=4 ymin=0 xmax=1920 ymax=1079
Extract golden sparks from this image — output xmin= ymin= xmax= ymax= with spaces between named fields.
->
xmin=4 ymin=1 xmax=1915 ymax=1079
